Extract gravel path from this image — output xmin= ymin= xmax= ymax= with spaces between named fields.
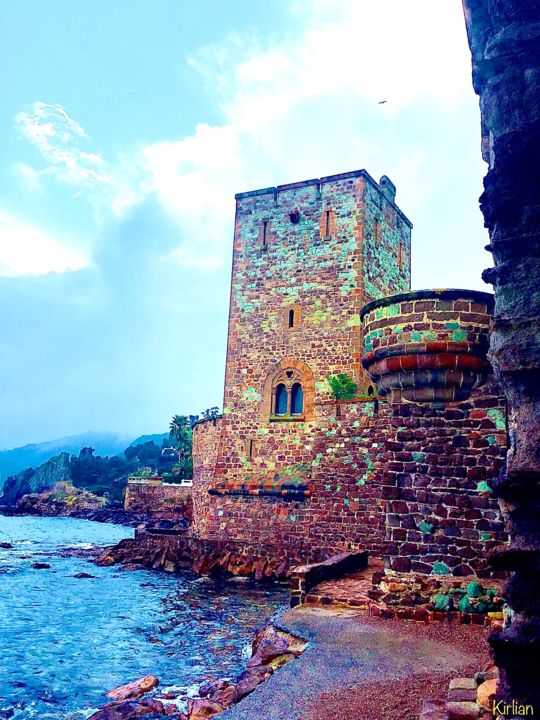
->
xmin=220 ymin=607 xmax=491 ymax=720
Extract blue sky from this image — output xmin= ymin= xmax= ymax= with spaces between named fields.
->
xmin=0 ymin=0 xmax=490 ymax=449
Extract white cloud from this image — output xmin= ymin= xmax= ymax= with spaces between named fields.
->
xmin=12 ymin=0 xmax=483 ymax=284
xmin=134 ymin=0 xmax=476 ymax=274
xmin=0 ymin=211 xmax=87 ymax=277
xmin=14 ymin=102 xmax=112 ymax=188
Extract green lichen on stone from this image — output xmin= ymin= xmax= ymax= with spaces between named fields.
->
xmin=451 ymin=328 xmax=468 ymax=342
xmin=316 ymin=379 xmax=329 ymax=394
xmin=431 ymin=593 xmax=453 ymax=612
xmin=445 ymin=322 xmax=460 ymax=330
xmin=288 ymin=515 xmax=297 ymax=522
xmin=243 ymin=387 xmax=262 ymax=402
xmin=347 ymin=315 xmax=361 ymax=327
xmin=476 ymin=481 xmax=492 ymax=493
xmin=487 ymin=435 xmax=496 ymax=445
xmin=458 ymin=596 xmax=476 ymax=613
xmin=412 ymin=452 xmax=425 ymax=463
xmin=466 ymin=581 xmax=484 ymax=598
xmin=432 ymin=562 xmax=451 ymax=575
xmin=487 ymin=408 xmax=506 ymax=430
xmin=418 ymin=520 xmax=434 ymax=534
xmin=411 ymin=331 xmax=422 ymax=342
xmin=422 ymin=330 xmax=437 ymax=341
xmin=343 ymin=498 xmax=350 ymax=505
xmin=218 ymin=510 xmax=224 ymax=517
xmin=480 ymin=531 xmax=492 ymax=541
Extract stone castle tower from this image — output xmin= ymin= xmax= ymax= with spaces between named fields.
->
xmin=223 ymin=170 xmax=412 ymax=424
xmin=191 ymin=169 xmax=412 ymax=548
xmin=189 ymin=167 xmax=506 ymax=578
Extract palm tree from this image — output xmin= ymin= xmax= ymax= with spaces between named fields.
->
xmin=169 ymin=415 xmax=190 ymax=445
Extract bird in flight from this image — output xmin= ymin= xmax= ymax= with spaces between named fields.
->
xmin=378 ymin=100 xmax=387 ymax=104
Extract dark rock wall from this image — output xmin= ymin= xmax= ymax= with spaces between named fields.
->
xmin=463 ymin=0 xmax=540 ymax=711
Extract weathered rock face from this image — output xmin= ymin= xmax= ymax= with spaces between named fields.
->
xmin=462 ymin=1 xmax=540 ymax=712
xmin=1 ymin=452 xmax=72 ymax=506
xmin=15 ymin=482 xmax=105 ymax=516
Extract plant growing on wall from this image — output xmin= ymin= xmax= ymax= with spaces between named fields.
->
xmin=326 ymin=373 xmax=358 ymax=400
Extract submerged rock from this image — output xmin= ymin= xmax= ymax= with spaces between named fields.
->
xmin=74 ymin=572 xmax=96 ymax=579
xmin=0 ymin=542 xmax=13 ymax=549
xmin=31 ymin=562 xmax=51 ymax=570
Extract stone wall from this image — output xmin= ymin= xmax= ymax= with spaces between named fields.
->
xmin=362 ymin=290 xmax=507 ymax=576
xmin=383 ymin=381 xmax=507 ymax=577
xmin=124 ymin=480 xmax=192 ymax=521
xmin=192 ymin=387 xmax=507 ymax=576
xmin=192 ymin=399 xmax=391 ymax=565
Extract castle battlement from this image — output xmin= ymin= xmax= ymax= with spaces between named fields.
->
xmin=234 ymin=169 xmax=413 ymax=229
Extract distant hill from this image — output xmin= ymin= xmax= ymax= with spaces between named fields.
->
xmin=0 ymin=431 xmax=169 ymax=489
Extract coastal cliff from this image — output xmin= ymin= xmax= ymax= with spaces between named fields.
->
xmin=1 ymin=452 xmax=72 ymax=506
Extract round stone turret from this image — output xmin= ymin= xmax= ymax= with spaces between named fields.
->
xmin=361 ymin=289 xmax=494 ymax=403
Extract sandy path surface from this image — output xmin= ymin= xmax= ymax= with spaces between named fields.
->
xmin=220 ymin=607 xmax=490 ymax=720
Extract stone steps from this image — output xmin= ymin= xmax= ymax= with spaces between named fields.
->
xmin=304 ymin=558 xmax=384 ymax=610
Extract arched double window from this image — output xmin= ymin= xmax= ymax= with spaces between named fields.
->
xmin=262 ymin=358 xmax=314 ymax=422
xmin=272 ymin=369 xmax=304 ymax=417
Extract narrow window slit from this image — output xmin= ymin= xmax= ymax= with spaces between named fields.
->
xmin=289 ymin=309 xmax=295 ymax=328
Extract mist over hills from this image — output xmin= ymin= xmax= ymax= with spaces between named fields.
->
xmin=0 ymin=431 xmax=168 ymax=487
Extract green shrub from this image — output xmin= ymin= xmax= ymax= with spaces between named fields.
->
xmin=326 ymin=373 xmax=358 ymax=400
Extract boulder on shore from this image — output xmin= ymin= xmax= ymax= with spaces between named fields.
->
xmin=107 ymin=675 xmax=159 ymax=702
xmin=186 ymin=698 xmax=225 ymax=720
xmin=88 ymin=698 xmax=167 ymax=720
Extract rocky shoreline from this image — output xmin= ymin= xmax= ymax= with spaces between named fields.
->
xmin=88 ymin=621 xmax=307 ymax=720
xmin=0 ymin=502 xmax=149 ymax=527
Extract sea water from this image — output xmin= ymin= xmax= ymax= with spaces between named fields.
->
xmin=0 ymin=515 xmax=287 ymax=719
